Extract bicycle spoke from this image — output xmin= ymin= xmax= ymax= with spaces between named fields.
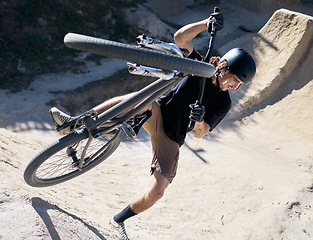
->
xmin=37 ymin=154 xmax=71 ymax=178
xmin=34 ymin=134 xmax=115 ymax=181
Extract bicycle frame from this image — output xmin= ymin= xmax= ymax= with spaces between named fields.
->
xmin=79 ymin=75 xmax=182 ymax=168
xmin=74 ymin=39 xmax=188 ymax=167
xmin=91 ymin=75 xmax=182 ymax=137
xmin=84 ymin=35 xmax=188 ymax=138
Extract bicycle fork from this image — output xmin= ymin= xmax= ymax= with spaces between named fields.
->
xmin=65 ymin=116 xmax=97 ymax=170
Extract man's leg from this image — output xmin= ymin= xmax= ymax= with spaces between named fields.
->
xmin=110 ymin=171 xmax=170 ymax=239
xmin=113 ymin=170 xmax=169 ymax=221
xmin=110 ymin=102 xmax=177 ymax=239
xmin=50 ymin=92 xmax=152 ymax=134
xmin=93 ymin=92 xmax=136 ymax=115
xmin=131 ymin=170 xmax=170 ymax=214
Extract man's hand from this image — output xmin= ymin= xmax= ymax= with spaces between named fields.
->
xmin=189 ymin=103 xmax=205 ymax=122
xmin=193 ymin=121 xmax=210 ymax=138
xmin=207 ymin=7 xmax=224 ymax=34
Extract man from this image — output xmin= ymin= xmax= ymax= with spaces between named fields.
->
xmin=50 ymin=17 xmax=256 ymax=240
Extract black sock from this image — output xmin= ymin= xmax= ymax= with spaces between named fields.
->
xmin=113 ymin=204 xmax=137 ymax=223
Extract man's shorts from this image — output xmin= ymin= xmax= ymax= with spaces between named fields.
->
xmin=143 ymin=102 xmax=180 ymax=183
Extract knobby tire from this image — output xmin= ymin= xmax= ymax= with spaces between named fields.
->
xmin=24 ymin=128 xmax=121 ymax=187
xmin=64 ymin=33 xmax=215 ymax=78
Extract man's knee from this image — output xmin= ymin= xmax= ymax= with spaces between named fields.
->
xmin=147 ymin=187 xmax=165 ymax=202
xmin=147 ymin=172 xmax=169 ymax=201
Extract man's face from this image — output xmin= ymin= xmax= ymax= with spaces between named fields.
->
xmin=217 ymin=70 xmax=243 ymax=91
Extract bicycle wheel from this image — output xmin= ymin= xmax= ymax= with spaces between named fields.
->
xmin=24 ymin=128 xmax=121 ymax=187
xmin=64 ymin=33 xmax=215 ymax=78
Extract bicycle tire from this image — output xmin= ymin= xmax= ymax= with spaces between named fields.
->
xmin=64 ymin=33 xmax=215 ymax=78
xmin=24 ymin=128 xmax=121 ymax=187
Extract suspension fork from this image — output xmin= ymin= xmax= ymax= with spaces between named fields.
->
xmin=74 ymin=116 xmax=97 ymax=169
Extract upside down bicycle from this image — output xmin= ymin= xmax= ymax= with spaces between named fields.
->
xmin=24 ymin=8 xmax=223 ymax=187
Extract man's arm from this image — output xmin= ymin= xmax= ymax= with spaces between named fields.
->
xmin=193 ymin=121 xmax=210 ymax=138
xmin=174 ymin=19 xmax=209 ymax=54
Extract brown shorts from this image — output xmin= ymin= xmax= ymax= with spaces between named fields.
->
xmin=143 ymin=102 xmax=180 ymax=183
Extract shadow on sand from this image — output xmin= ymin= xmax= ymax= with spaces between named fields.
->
xmin=31 ymin=197 xmax=107 ymax=240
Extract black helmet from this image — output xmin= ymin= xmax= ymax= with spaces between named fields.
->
xmin=220 ymin=48 xmax=256 ymax=84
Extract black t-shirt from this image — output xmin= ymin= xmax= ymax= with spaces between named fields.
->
xmin=156 ymin=49 xmax=231 ymax=146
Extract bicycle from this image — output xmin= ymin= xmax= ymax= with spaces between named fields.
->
xmin=24 ymin=9 xmax=223 ymax=187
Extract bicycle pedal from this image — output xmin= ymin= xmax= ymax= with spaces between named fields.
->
xmin=121 ymin=123 xmax=137 ymax=140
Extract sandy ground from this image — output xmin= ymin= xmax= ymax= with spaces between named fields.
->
xmin=1 ymin=1 xmax=313 ymax=240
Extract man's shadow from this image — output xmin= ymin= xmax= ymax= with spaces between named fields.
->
xmin=31 ymin=197 xmax=107 ymax=240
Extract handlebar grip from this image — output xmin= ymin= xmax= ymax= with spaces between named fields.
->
xmin=188 ymin=119 xmax=196 ymax=131
xmin=187 ymin=100 xmax=201 ymax=131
